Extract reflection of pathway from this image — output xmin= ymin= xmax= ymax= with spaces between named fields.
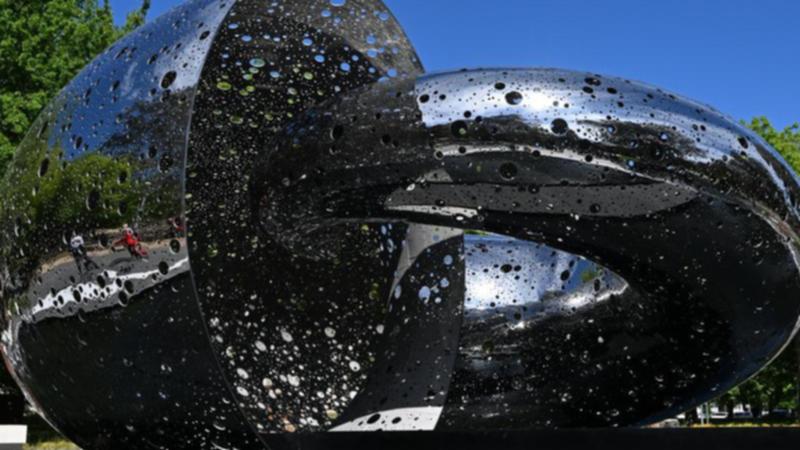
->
xmin=39 ymin=238 xmax=176 ymax=273
xmin=26 ymin=239 xmax=188 ymax=324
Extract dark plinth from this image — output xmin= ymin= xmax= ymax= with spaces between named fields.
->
xmin=260 ymin=429 xmax=800 ymax=450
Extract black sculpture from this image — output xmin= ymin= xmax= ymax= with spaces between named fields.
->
xmin=1 ymin=0 xmax=799 ymax=448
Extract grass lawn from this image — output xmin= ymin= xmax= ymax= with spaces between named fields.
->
xmin=23 ymin=415 xmax=78 ymax=449
xmin=24 ymin=441 xmax=79 ymax=450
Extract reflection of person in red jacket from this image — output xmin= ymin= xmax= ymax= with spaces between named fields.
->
xmin=114 ymin=225 xmax=148 ymax=258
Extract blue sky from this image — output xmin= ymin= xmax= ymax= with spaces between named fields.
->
xmin=110 ymin=0 xmax=799 ymax=129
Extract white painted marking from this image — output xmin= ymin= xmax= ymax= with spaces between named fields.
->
xmin=329 ymin=406 xmax=443 ymax=432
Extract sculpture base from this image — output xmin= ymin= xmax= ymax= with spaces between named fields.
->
xmin=261 ymin=429 xmax=800 ymax=450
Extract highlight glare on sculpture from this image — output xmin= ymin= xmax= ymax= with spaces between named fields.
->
xmin=1 ymin=0 xmax=799 ymax=448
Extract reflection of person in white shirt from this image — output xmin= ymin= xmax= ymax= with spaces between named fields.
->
xmin=69 ymin=234 xmax=99 ymax=273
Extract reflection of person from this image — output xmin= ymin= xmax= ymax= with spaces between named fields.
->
xmin=168 ymin=217 xmax=185 ymax=238
xmin=70 ymin=234 xmax=99 ymax=273
xmin=114 ymin=224 xmax=148 ymax=259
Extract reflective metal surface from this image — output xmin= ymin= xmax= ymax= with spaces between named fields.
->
xmin=0 ymin=0 xmax=422 ymax=447
xmin=0 ymin=0 xmax=799 ymax=448
xmin=256 ymin=69 xmax=800 ymax=428
xmin=184 ymin=0 xmax=424 ymax=435
xmin=0 ymin=1 xmax=265 ymax=447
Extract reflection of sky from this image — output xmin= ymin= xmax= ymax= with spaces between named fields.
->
xmin=47 ymin=0 xmax=229 ymax=162
xmin=464 ymin=234 xmax=607 ymax=312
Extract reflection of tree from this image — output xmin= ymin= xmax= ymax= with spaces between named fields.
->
xmin=37 ymin=153 xmax=139 ymax=228
xmin=0 ymin=82 xmax=192 ymax=299
xmin=0 ymin=139 xmax=141 ymax=285
xmin=96 ymin=90 xmax=189 ymax=223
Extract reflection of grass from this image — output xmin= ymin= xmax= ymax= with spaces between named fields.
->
xmin=581 ymin=268 xmax=601 ymax=283
xmin=464 ymin=230 xmax=490 ymax=236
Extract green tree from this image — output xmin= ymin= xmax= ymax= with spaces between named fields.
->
xmin=719 ymin=117 xmax=800 ymax=420
xmin=747 ymin=117 xmax=800 ymax=172
xmin=0 ymin=0 xmax=150 ymax=178
xmin=718 ymin=351 xmax=798 ymax=419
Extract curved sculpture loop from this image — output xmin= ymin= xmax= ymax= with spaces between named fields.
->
xmin=1 ymin=0 xmax=799 ymax=448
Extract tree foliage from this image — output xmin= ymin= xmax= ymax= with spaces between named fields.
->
xmin=0 ymin=0 xmax=149 ymax=178
xmin=715 ymin=117 xmax=800 ymax=418
xmin=747 ymin=117 xmax=800 ymax=173
xmin=718 ymin=346 xmax=799 ymax=418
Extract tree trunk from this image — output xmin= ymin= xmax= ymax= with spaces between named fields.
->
xmin=725 ymin=399 xmax=735 ymax=421
xmin=686 ymin=407 xmax=699 ymax=425
xmin=752 ymin=404 xmax=762 ymax=419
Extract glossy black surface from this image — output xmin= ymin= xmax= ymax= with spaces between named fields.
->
xmin=255 ymin=69 xmax=800 ymax=428
xmin=0 ymin=0 xmax=799 ymax=448
xmin=0 ymin=1 xmax=268 ymax=447
xmin=184 ymin=0 xmax=424 ymax=434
